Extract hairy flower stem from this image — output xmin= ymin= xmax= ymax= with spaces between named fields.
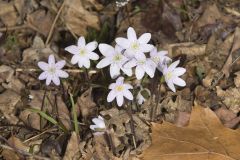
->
xmin=151 ymin=78 xmax=163 ymax=121
xmin=84 ymin=68 xmax=91 ymax=87
xmin=127 ymin=103 xmax=137 ymax=149
xmin=40 ymin=88 xmax=47 ymax=130
xmin=105 ymin=130 xmax=116 ymax=155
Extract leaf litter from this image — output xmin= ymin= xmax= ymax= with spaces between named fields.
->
xmin=1 ymin=0 xmax=240 ymax=159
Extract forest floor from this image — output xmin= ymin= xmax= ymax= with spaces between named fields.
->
xmin=1 ymin=0 xmax=240 ymax=159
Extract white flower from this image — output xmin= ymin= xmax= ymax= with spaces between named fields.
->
xmin=38 ymin=54 xmax=69 ymax=86
xmin=124 ymin=57 xmax=155 ymax=80
xmin=96 ymin=44 xmax=132 ymax=78
xmin=90 ymin=116 xmax=106 ymax=132
xmin=150 ymin=47 xmax=171 ymax=72
xmin=163 ymin=60 xmax=186 ymax=92
xmin=65 ymin=36 xmax=99 ymax=68
xmin=107 ymin=77 xmax=133 ymax=106
xmin=115 ymin=27 xmax=154 ymax=60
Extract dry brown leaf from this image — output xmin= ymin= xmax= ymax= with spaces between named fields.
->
xmin=77 ymin=88 xmax=96 ymax=119
xmin=0 ymin=90 xmax=21 ymax=124
xmin=234 ymin=71 xmax=240 ymax=87
xmin=0 ymin=1 xmax=18 ymax=27
xmin=63 ymin=132 xmax=81 ymax=160
xmin=27 ymin=9 xmax=54 ymax=36
xmin=141 ymin=105 xmax=240 ymax=160
xmin=222 ymin=27 xmax=240 ymax=78
xmin=2 ymin=136 xmax=29 ymax=160
xmin=215 ymin=107 xmax=240 ymax=128
xmin=216 ymin=86 xmax=240 ymax=114
xmin=196 ymin=4 xmax=222 ymax=28
xmin=63 ymin=0 xmax=101 ymax=36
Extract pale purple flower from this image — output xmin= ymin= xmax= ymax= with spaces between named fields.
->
xmin=107 ymin=77 xmax=133 ymax=106
xmin=124 ymin=57 xmax=155 ymax=80
xmin=163 ymin=60 xmax=186 ymax=92
xmin=150 ymin=47 xmax=171 ymax=72
xmin=38 ymin=54 xmax=69 ymax=86
xmin=65 ymin=36 xmax=99 ymax=68
xmin=96 ymin=44 xmax=132 ymax=78
xmin=115 ymin=27 xmax=154 ymax=60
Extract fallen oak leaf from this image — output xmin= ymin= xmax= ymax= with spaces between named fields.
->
xmin=141 ymin=105 xmax=240 ymax=160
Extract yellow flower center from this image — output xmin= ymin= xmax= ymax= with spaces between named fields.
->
xmin=166 ymin=72 xmax=173 ymax=80
xmin=153 ymin=56 xmax=160 ymax=63
xmin=113 ymin=54 xmax=122 ymax=62
xmin=138 ymin=60 xmax=145 ymax=65
xmin=48 ymin=67 xmax=56 ymax=74
xmin=131 ymin=42 xmax=139 ymax=50
xmin=79 ymin=49 xmax=86 ymax=56
xmin=116 ymin=85 xmax=124 ymax=92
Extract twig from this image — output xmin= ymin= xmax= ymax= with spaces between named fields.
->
xmin=0 ymin=24 xmax=28 ymax=32
xmin=16 ymin=68 xmax=98 ymax=74
xmin=45 ymin=1 xmax=66 ymax=45
xmin=127 ymin=103 xmax=137 ymax=149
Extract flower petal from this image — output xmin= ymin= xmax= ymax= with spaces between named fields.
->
xmin=107 ymin=90 xmax=117 ymax=102
xmin=140 ymin=44 xmax=154 ymax=53
xmin=127 ymin=27 xmax=137 ymax=41
xmin=65 ymin=45 xmax=79 ymax=55
xmin=150 ymin=47 xmax=158 ymax=57
xmin=145 ymin=65 xmax=155 ymax=78
xmin=52 ymin=75 xmax=60 ymax=86
xmin=173 ymin=77 xmax=186 ymax=87
xmin=82 ymin=59 xmax=90 ymax=68
xmin=166 ymin=80 xmax=176 ymax=92
xmin=110 ymin=64 xmax=120 ymax=78
xmin=90 ymin=125 xmax=97 ymax=130
xmin=173 ymin=68 xmax=186 ymax=76
xmin=123 ymin=84 xmax=133 ymax=89
xmin=38 ymin=71 xmax=48 ymax=80
xmin=71 ymin=55 xmax=80 ymax=64
xmin=96 ymin=58 xmax=111 ymax=68
xmin=123 ymin=90 xmax=133 ymax=100
xmin=55 ymin=60 xmax=66 ymax=69
xmin=109 ymin=83 xmax=116 ymax=89
xmin=124 ymin=59 xmax=137 ymax=68
xmin=78 ymin=37 xmax=86 ymax=47
xmin=48 ymin=55 xmax=55 ymax=65
xmin=46 ymin=76 xmax=52 ymax=86
xmin=115 ymin=38 xmax=130 ymax=49
xmin=86 ymin=41 xmax=98 ymax=52
xmin=78 ymin=61 xmax=83 ymax=68
xmin=135 ymin=66 xmax=145 ymax=80
xmin=88 ymin=52 xmax=99 ymax=60
xmin=168 ymin=60 xmax=180 ymax=72
xmin=116 ymin=95 xmax=124 ymax=106
xmin=121 ymin=67 xmax=132 ymax=76
xmin=56 ymin=70 xmax=69 ymax=78
xmin=135 ymin=52 xmax=146 ymax=60
xmin=138 ymin=33 xmax=151 ymax=44
xmin=38 ymin=62 xmax=48 ymax=71
xmin=116 ymin=76 xmax=124 ymax=85
xmin=99 ymin=44 xmax=115 ymax=57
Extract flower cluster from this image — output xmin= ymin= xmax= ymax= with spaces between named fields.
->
xmin=37 ymin=27 xmax=186 ymax=107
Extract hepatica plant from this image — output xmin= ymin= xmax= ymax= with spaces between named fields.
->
xmin=37 ymin=27 xmax=186 ymax=131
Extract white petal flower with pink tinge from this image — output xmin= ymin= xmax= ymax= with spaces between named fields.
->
xmin=163 ymin=60 xmax=186 ymax=92
xmin=124 ymin=57 xmax=155 ymax=80
xmin=107 ymin=77 xmax=133 ymax=106
xmin=96 ymin=44 xmax=132 ymax=78
xmin=90 ymin=115 xmax=106 ymax=131
xmin=115 ymin=27 xmax=154 ymax=60
xmin=65 ymin=36 xmax=99 ymax=68
xmin=38 ymin=54 xmax=69 ymax=86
